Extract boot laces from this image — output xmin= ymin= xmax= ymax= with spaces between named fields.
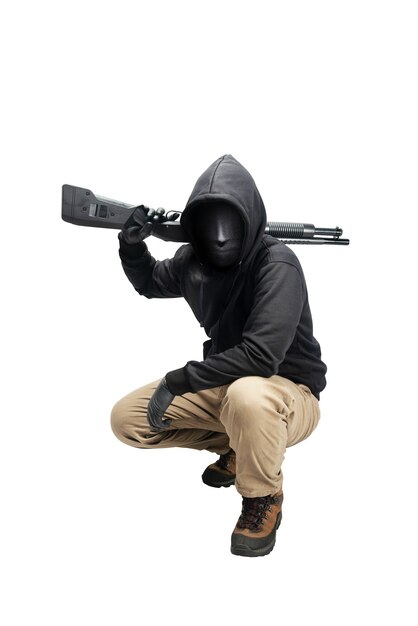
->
xmin=237 ymin=495 xmax=278 ymax=532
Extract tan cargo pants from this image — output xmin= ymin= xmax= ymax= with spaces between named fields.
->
xmin=110 ymin=375 xmax=321 ymax=498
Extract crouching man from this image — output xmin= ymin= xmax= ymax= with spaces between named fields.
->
xmin=111 ymin=154 xmax=326 ymax=557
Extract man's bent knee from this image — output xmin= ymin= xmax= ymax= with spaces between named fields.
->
xmin=110 ymin=395 xmax=149 ymax=441
xmin=222 ymin=375 xmax=296 ymax=426
xmin=110 ymin=398 xmax=130 ymax=440
xmin=221 ymin=377 xmax=270 ymax=429
xmin=225 ymin=376 xmax=266 ymax=408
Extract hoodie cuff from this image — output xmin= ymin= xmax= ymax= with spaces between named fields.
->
xmin=118 ymin=233 xmax=148 ymax=259
xmin=165 ymin=367 xmax=193 ymax=396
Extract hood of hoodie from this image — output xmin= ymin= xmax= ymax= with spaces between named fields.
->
xmin=180 ymin=154 xmax=268 ymax=351
xmin=180 ymin=154 xmax=267 ymax=270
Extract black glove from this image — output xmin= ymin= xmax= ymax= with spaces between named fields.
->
xmin=118 ymin=206 xmax=181 ymax=246
xmin=147 ymin=377 xmax=175 ymax=432
xmin=118 ymin=207 xmax=154 ymax=245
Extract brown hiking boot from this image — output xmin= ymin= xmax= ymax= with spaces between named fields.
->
xmin=201 ymin=449 xmax=236 ymax=488
xmin=231 ymin=491 xmax=284 ymax=557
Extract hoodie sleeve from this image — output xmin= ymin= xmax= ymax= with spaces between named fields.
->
xmin=165 ymin=261 xmax=306 ymax=395
xmin=118 ymin=235 xmax=186 ymax=299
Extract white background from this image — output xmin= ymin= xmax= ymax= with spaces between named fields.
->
xmin=1 ymin=1 xmax=417 ymax=624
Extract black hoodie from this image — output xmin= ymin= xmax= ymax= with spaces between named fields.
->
xmin=118 ymin=154 xmax=327 ymax=399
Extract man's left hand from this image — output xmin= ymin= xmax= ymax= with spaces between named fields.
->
xmin=147 ymin=377 xmax=175 ymax=432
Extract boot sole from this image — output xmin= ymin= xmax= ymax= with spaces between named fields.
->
xmin=201 ymin=473 xmax=236 ymax=488
xmin=231 ymin=511 xmax=282 ymax=557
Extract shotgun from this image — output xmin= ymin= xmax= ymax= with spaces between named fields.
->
xmin=61 ymin=184 xmax=350 ymax=245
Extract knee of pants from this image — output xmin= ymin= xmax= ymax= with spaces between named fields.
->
xmin=222 ymin=376 xmax=294 ymax=428
xmin=110 ymin=399 xmax=127 ymax=439
xmin=110 ymin=397 xmax=147 ymax=441
xmin=222 ymin=377 xmax=267 ymax=427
